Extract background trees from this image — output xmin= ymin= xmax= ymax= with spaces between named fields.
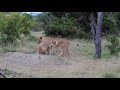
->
xmin=34 ymin=12 xmax=120 ymax=59
xmin=0 ymin=12 xmax=120 ymax=59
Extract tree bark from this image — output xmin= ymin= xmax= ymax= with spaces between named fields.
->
xmin=90 ymin=12 xmax=103 ymax=59
xmin=95 ymin=12 xmax=103 ymax=58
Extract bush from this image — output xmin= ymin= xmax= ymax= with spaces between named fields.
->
xmin=0 ymin=12 xmax=33 ymax=46
xmin=76 ymin=28 xmax=91 ymax=39
xmin=27 ymin=34 xmax=37 ymax=42
xmin=44 ymin=17 xmax=77 ymax=38
xmin=0 ymin=44 xmax=17 ymax=53
xmin=32 ymin=22 xmax=44 ymax=31
xmin=106 ymin=35 xmax=120 ymax=56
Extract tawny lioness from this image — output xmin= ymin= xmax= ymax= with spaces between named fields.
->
xmin=51 ymin=38 xmax=70 ymax=59
xmin=35 ymin=37 xmax=56 ymax=59
xmin=37 ymin=37 xmax=70 ymax=59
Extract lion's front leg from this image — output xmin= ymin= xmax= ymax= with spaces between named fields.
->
xmin=59 ymin=48 xmax=64 ymax=56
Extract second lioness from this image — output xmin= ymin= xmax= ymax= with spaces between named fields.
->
xmin=37 ymin=37 xmax=70 ymax=59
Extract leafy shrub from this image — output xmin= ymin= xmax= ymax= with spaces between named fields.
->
xmin=44 ymin=17 xmax=77 ymax=38
xmin=32 ymin=22 xmax=44 ymax=31
xmin=0 ymin=12 xmax=33 ymax=46
xmin=1 ymin=44 xmax=17 ymax=53
xmin=76 ymin=28 xmax=91 ymax=39
xmin=106 ymin=35 xmax=120 ymax=56
xmin=27 ymin=34 xmax=37 ymax=42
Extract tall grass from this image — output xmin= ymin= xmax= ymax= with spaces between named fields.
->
xmin=0 ymin=34 xmax=37 ymax=54
xmin=70 ymin=39 xmax=120 ymax=60
xmin=1 ymin=33 xmax=120 ymax=60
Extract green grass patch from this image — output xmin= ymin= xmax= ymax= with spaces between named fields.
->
xmin=71 ymin=39 xmax=120 ymax=59
xmin=0 ymin=34 xmax=37 ymax=53
xmin=103 ymin=73 xmax=118 ymax=78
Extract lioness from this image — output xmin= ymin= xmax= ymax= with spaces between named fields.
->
xmin=37 ymin=37 xmax=70 ymax=59
xmin=51 ymin=38 xmax=70 ymax=59
xmin=35 ymin=37 xmax=56 ymax=59
xmin=35 ymin=40 xmax=52 ymax=59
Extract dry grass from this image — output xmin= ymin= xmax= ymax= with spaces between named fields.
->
xmin=0 ymin=31 xmax=120 ymax=78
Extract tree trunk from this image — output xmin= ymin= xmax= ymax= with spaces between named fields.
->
xmin=95 ymin=12 xmax=103 ymax=58
xmin=90 ymin=12 xmax=103 ymax=59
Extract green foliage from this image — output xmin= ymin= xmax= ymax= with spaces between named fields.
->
xmin=0 ymin=12 xmax=33 ymax=46
xmin=76 ymin=28 xmax=91 ymax=39
xmin=32 ymin=12 xmax=120 ymax=39
xmin=1 ymin=12 xmax=120 ymax=44
xmin=44 ymin=17 xmax=77 ymax=38
xmin=32 ymin=12 xmax=52 ymax=32
xmin=27 ymin=34 xmax=37 ymax=42
xmin=36 ymin=12 xmax=91 ymax=39
xmin=32 ymin=22 xmax=44 ymax=31
xmin=0 ymin=43 xmax=17 ymax=53
xmin=104 ymin=73 xmax=117 ymax=78
xmin=106 ymin=35 xmax=120 ymax=56
xmin=103 ymin=12 xmax=119 ymax=35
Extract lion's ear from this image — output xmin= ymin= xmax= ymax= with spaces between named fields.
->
xmin=40 ymin=37 xmax=42 ymax=39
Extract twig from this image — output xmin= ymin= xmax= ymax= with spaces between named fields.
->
xmin=0 ymin=71 xmax=7 ymax=78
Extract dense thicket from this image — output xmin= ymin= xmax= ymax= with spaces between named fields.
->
xmin=34 ymin=12 xmax=120 ymax=39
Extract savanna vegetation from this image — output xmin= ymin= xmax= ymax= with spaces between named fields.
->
xmin=0 ymin=12 xmax=120 ymax=78
xmin=32 ymin=12 xmax=120 ymax=58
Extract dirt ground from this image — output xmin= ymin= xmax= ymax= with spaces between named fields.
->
xmin=0 ymin=31 xmax=120 ymax=78
xmin=0 ymin=52 xmax=77 ymax=78
xmin=0 ymin=52 xmax=120 ymax=78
